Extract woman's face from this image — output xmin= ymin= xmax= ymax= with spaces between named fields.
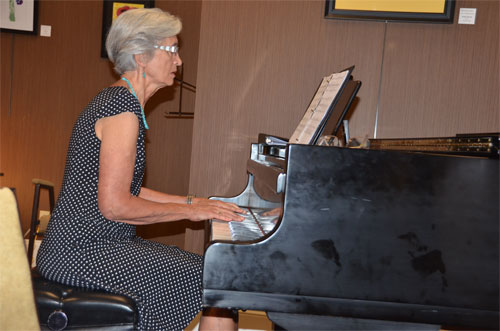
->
xmin=146 ymin=36 xmax=182 ymax=87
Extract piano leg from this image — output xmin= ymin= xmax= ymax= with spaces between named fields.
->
xmin=267 ymin=312 xmax=441 ymax=331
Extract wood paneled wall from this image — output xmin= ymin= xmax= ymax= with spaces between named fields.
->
xmin=187 ymin=0 xmax=499 ymax=254
xmin=0 ymin=0 xmax=201 ymax=245
xmin=2 ymin=0 xmax=497 ymax=254
xmin=1 ymin=1 xmax=115 ymax=234
xmin=378 ymin=0 xmax=499 ymax=138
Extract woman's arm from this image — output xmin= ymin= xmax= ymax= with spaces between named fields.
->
xmin=139 ymin=187 xmax=243 ymax=212
xmin=139 ymin=187 xmax=186 ymax=204
xmin=95 ymin=112 xmax=244 ymax=225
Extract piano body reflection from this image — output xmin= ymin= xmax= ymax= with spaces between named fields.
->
xmin=203 ymin=135 xmax=499 ymax=330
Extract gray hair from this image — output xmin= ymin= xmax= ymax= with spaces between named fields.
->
xmin=106 ymin=8 xmax=182 ymax=75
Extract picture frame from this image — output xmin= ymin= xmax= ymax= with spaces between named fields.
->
xmin=0 ymin=0 xmax=38 ymax=34
xmin=325 ymin=0 xmax=455 ymax=24
xmin=101 ymin=0 xmax=155 ymax=58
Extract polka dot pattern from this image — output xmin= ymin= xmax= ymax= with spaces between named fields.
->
xmin=36 ymin=86 xmax=203 ymax=330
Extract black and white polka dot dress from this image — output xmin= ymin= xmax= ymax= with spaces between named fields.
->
xmin=36 ymin=86 xmax=203 ymax=331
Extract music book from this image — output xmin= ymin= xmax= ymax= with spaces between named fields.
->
xmin=289 ymin=67 xmax=354 ymax=145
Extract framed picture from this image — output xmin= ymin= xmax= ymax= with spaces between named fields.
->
xmin=0 ymin=0 xmax=38 ymax=34
xmin=325 ymin=0 xmax=455 ymax=24
xmin=101 ymin=0 xmax=155 ymax=58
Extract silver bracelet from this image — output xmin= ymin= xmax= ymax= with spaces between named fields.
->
xmin=186 ymin=194 xmax=195 ymax=205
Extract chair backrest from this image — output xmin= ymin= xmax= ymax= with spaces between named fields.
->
xmin=0 ymin=187 xmax=40 ymax=330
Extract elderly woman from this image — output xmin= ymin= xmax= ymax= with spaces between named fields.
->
xmin=36 ymin=8 xmax=243 ymax=331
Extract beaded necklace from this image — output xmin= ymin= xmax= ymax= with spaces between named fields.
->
xmin=121 ymin=77 xmax=149 ymax=130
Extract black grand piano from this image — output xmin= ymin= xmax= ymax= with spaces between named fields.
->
xmin=202 ymin=68 xmax=499 ymax=330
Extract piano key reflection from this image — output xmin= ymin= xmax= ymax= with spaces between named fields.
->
xmin=211 ymin=207 xmax=280 ymax=242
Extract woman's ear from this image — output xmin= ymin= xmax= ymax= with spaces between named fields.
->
xmin=134 ymin=53 xmax=148 ymax=68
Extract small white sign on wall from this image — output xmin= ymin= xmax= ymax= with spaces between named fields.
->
xmin=458 ymin=8 xmax=477 ymax=25
xmin=40 ymin=24 xmax=51 ymax=37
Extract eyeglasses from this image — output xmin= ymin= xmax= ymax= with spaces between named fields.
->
xmin=154 ymin=45 xmax=179 ymax=55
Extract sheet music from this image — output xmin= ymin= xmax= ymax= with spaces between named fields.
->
xmin=289 ymin=70 xmax=350 ymax=145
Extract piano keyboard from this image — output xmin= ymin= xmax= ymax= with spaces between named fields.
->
xmin=211 ymin=207 xmax=279 ymax=241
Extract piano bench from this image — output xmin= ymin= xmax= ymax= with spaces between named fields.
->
xmin=31 ymin=270 xmax=137 ymax=331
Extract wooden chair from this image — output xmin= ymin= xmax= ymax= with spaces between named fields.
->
xmin=27 ymin=179 xmax=55 ymax=267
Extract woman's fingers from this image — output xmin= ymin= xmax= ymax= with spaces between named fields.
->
xmin=213 ymin=207 xmax=245 ymax=222
xmin=262 ymin=207 xmax=282 ymax=216
xmin=189 ymin=204 xmax=244 ymax=223
xmin=195 ymin=198 xmax=246 ymax=214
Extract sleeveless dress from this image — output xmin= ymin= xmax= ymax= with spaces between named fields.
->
xmin=36 ymin=86 xmax=203 ymax=331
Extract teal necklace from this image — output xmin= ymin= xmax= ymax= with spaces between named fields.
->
xmin=121 ymin=77 xmax=149 ymax=130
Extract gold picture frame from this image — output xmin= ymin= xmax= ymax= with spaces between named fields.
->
xmin=325 ymin=0 xmax=455 ymax=23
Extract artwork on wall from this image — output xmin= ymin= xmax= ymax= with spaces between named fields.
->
xmin=101 ymin=0 xmax=155 ymax=58
xmin=325 ymin=0 xmax=455 ymax=23
xmin=0 ymin=0 xmax=38 ymax=34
